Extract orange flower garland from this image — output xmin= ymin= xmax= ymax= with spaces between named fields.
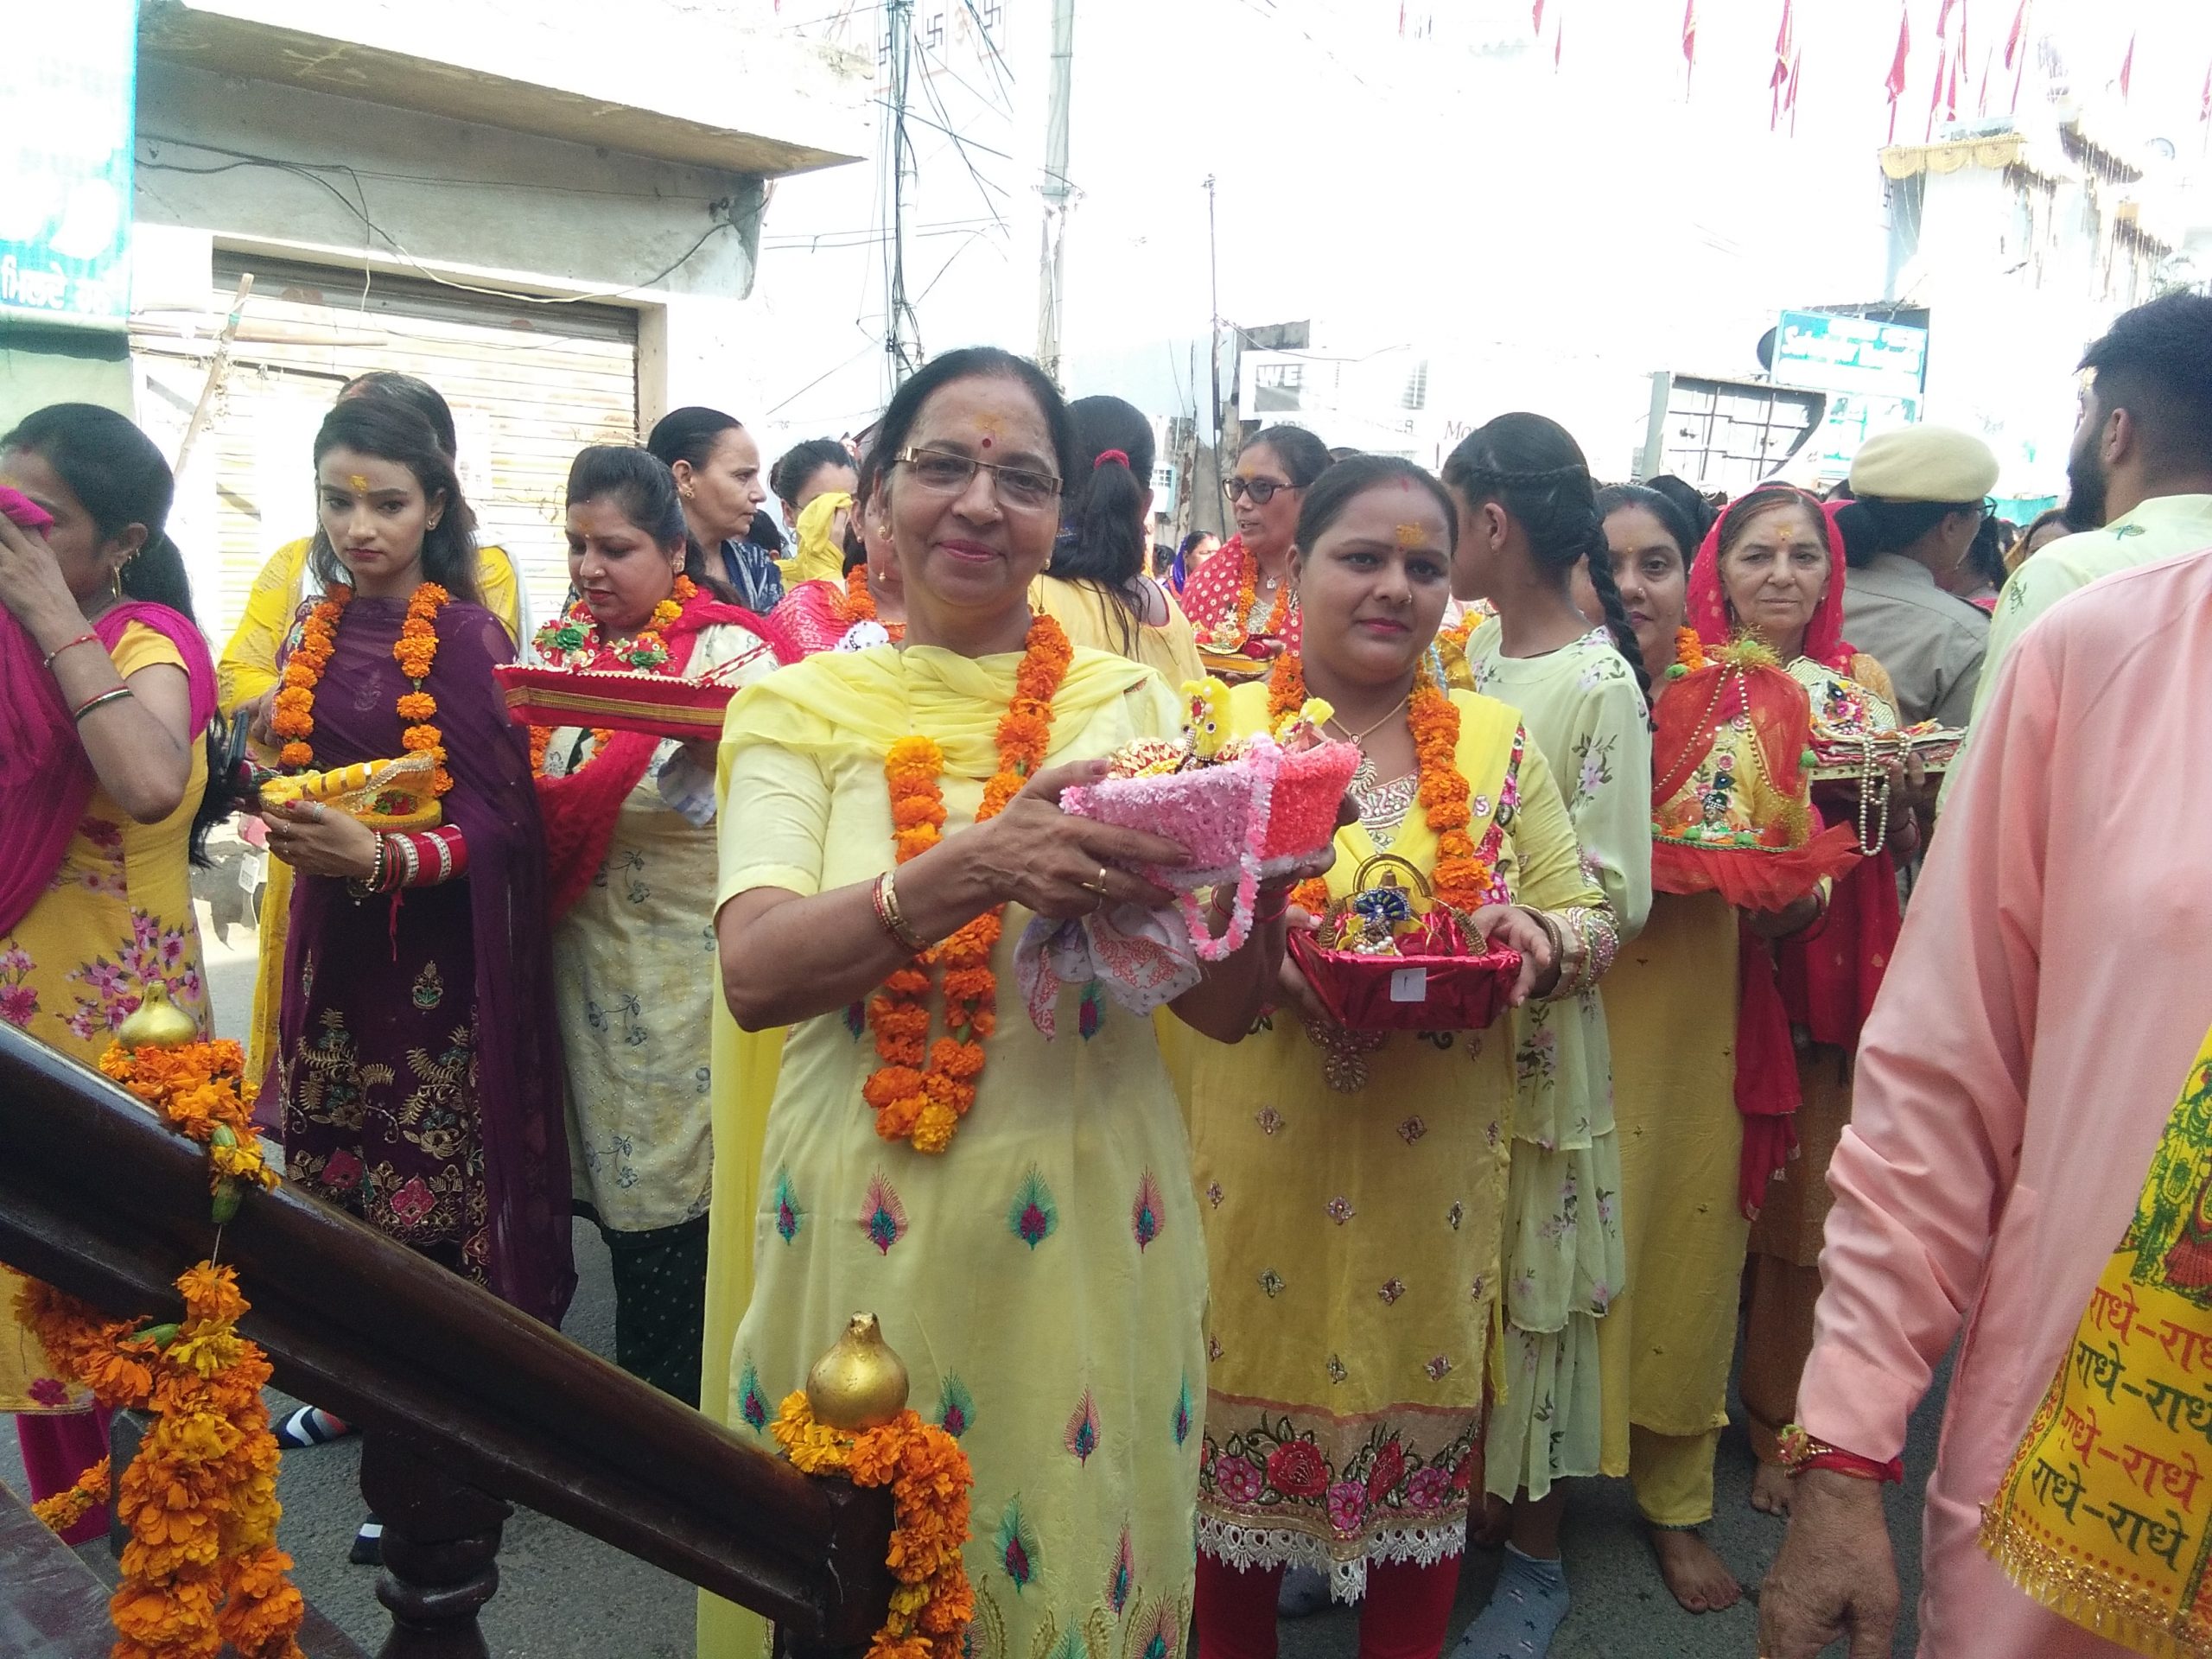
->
xmin=1671 ymin=626 xmax=1708 ymax=677
xmin=270 ymin=587 xmax=346 ymax=770
xmin=527 ymin=576 xmax=699 ymax=779
xmin=845 ymin=564 xmax=905 ymax=642
xmin=772 ymin=1392 xmax=973 ymax=1659
xmin=1229 ymin=543 xmax=1294 ymax=647
xmin=17 ymin=1031 xmax=304 ymax=1659
xmin=30 ymin=1454 xmax=111 ymax=1533
xmin=862 ymin=614 xmax=1071 ymax=1154
xmin=271 ymin=582 xmax=453 ymax=796
xmin=1267 ymin=651 xmax=1494 ymax=918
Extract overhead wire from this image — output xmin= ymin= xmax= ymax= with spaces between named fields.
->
xmin=136 ymin=139 xmax=741 ymax=306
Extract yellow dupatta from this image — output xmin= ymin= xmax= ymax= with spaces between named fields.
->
xmin=697 ymin=640 xmax=1162 ymax=1659
xmin=1980 ymin=1021 xmax=2212 ymax=1656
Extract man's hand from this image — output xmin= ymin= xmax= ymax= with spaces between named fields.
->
xmin=1758 ymin=1469 xmax=1900 ymax=1657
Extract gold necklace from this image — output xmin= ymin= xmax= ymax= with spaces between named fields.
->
xmin=1325 ymin=694 xmax=1410 ymax=747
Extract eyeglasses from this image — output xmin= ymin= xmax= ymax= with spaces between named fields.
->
xmin=894 ymin=447 xmax=1061 ymax=510
xmin=1224 ymin=475 xmax=1299 ymax=505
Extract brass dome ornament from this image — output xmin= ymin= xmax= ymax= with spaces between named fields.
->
xmin=115 ymin=982 xmax=198 ymax=1050
xmin=805 ymin=1312 xmax=911 ymax=1431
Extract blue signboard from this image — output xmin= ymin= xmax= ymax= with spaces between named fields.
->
xmin=1774 ymin=310 xmax=1927 ymax=401
xmin=0 ymin=1 xmax=137 ymax=329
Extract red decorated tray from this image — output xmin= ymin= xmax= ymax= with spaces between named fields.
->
xmin=1288 ymin=930 xmax=1522 ymax=1033
xmin=494 ymin=664 xmax=737 ymax=741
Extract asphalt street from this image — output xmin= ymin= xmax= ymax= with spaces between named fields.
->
xmin=3 ymin=900 xmax=1945 ymax=1657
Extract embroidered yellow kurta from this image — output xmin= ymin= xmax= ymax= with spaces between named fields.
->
xmin=703 ymin=645 xmax=1205 ymax=1659
xmin=1183 ymin=682 xmax=1604 ymax=1598
xmin=0 ymin=624 xmax=210 ymax=1412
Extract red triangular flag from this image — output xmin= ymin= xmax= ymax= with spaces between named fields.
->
xmin=1554 ymin=13 xmax=1564 ymax=68
xmin=1532 ymin=0 xmax=1544 ymax=35
xmin=1770 ymin=0 xmax=1795 ymax=127
xmin=1887 ymin=4 xmax=1912 ymax=143
xmin=2004 ymin=0 xmax=2029 ymax=67
xmin=2201 ymin=61 xmax=2211 ymax=124
xmin=1787 ymin=48 xmax=1804 ymax=137
xmin=1683 ymin=0 xmax=1698 ymax=91
xmin=2120 ymin=32 xmax=2135 ymax=102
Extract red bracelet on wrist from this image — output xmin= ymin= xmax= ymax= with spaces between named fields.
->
xmin=1777 ymin=1423 xmax=1904 ymax=1484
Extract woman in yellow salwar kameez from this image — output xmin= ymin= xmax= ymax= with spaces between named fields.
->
xmin=1576 ymin=485 xmax=1850 ymax=1616
xmin=702 ymin=347 xmax=1297 ymax=1659
xmin=1181 ymin=456 xmax=1611 ymax=1659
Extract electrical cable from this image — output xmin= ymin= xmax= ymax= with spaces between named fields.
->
xmin=137 ymin=139 xmax=738 ymax=305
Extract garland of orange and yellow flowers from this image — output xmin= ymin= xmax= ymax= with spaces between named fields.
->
xmin=862 ymin=613 xmax=1072 ymax=1154
xmin=272 ymin=582 xmax=454 ymax=797
xmin=844 ymin=564 xmax=905 ymax=642
xmin=524 ymin=576 xmax=695 ymax=778
xmin=16 ymin=1026 xmax=307 ymax=1659
xmin=772 ymin=1392 xmax=973 ymax=1659
xmin=1198 ymin=540 xmax=1294 ymax=651
xmin=1266 ymin=651 xmax=1495 ymax=918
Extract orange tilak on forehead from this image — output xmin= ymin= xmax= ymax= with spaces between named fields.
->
xmin=348 ymin=474 xmax=371 ymax=494
xmin=1395 ymin=524 xmax=1426 ymax=548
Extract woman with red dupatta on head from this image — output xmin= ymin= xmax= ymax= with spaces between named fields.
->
xmin=0 ymin=405 xmax=218 ymax=1541
xmin=1681 ymin=483 xmax=1919 ymax=1517
xmin=528 ymin=447 xmax=791 ymax=1404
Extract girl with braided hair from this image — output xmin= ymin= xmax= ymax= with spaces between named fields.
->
xmin=1439 ymin=414 xmax=1651 ymax=1659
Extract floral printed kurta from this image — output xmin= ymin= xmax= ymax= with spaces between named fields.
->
xmin=715 ymin=645 xmax=1206 ymax=1659
xmin=0 ymin=624 xmax=210 ymax=1413
xmin=1184 ymin=682 xmax=1609 ymax=1599
xmin=544 ymin=624 xmax=779 ymax=1233
xmin=1459 ymin=620 xmax=1650 ymax=1500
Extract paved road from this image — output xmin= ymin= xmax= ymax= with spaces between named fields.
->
xmin=5 ymin=899 xmax=1946 ymax=1656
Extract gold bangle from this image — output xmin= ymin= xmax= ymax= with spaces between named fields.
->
xmin=874 ymin=868 xmax=931 ymax=955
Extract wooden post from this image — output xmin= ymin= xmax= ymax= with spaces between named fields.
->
xmin=359 ymin=1431 xmax=512 ymax=1659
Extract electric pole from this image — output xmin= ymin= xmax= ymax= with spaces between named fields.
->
xmin=885 ymin=0 xmax=923 ymax=385
xmin=1205 ymin=173 xmax=1224 ymax=534
xmin=1035 ymin=0 xmax=1076 ymax=382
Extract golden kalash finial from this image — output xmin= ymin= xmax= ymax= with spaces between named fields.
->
xmin=805 ymin=1313 xmax=912 ymax=1431
xmin=116 ymin=982 xmax=199 ymax=1050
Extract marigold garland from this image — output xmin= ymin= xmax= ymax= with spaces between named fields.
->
xmin=1267 ymin=651 xmax=1495 ymax=920
xmin=861 ymin=614 xmax=1071 ymax=1154
xmin=844 ymin=565 xmax=905 ymax=642
xmin=1198 ymin=542 xmax=1294 ymax=652
xmin=17 ymin=1034 xmax=304 ymax=1659
xmin=270 ymin=582 xmax=454 ymax=796
xmin=528 ymin=576 xmax=705 ymax=779
xmin=1669 ymin=626 xmax=1708 ymax=678
xmin=772 ymin=1393 xmax=974 ymax=1659
xmin=31 ymin=1454 xmax=111 ymax=1533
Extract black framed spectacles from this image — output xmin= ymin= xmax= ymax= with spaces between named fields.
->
xmin=893 ymin=447 xmax=1061 ymax=509
xmin=1224 ymin=475 xmax=1297 ymax=505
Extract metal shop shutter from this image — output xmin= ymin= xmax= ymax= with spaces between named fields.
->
xmin=132 ymin=254 xmax=639 ymax=645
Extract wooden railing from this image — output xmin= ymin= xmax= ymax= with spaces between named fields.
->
xmin=0 ymin=1023 xmax=893 ymax=1658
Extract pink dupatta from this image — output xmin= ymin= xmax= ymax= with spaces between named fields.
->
xmin=0 ymin=488 xmax=217 ymax=935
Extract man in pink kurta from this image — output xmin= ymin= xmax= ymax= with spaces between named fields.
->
xmin=1761 ymin=545 xmax=2212 ymax=1657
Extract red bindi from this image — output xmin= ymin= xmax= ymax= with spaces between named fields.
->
xmin=981 ymin=436 xmax=993 ymax=449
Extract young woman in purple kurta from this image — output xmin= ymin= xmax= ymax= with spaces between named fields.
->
xmin=259 ymin=395 xmax=572 ymax=1329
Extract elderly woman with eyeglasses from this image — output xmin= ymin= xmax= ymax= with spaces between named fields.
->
xmin=1179 ymin=426 xmax=1335 ymax=677
xmin=700 ymin=346 xmax=1313 ymax=1659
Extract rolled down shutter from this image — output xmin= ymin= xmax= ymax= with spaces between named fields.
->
xmin=131 ymin=253 xmax=638 ymax=645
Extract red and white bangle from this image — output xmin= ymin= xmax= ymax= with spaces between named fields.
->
xmin=395 ymin=825 xmax=468 ymax=887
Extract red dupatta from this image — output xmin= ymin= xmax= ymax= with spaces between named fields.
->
xmin=531 ymin=589 xmax=792 ymax=920
xmin=1682 ymin=488 xmax=1898 ymax=1213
